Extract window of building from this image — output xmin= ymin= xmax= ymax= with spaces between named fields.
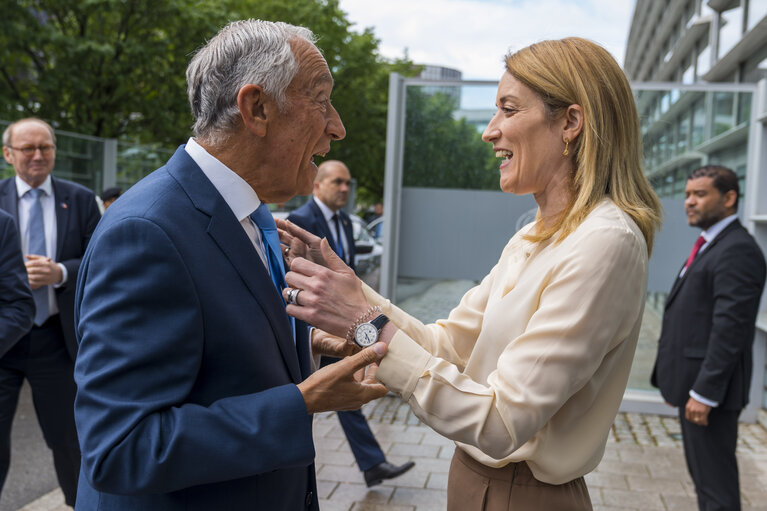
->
xmin=718 ymin=5 xmax=745 ymax=60
xmin=714 ymin=92 xmax=735 ymax=135
xmin=737 ymin=92 xmax=752 ymax=124
xmin=677 ymin=112 xmax=691 ymax=154
xmin=747 ymin=0 xmax=767 ymax=31
xmin=692 ymin=99 xmax=706 ymax=146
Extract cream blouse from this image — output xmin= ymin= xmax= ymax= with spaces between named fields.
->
xmin=366 ymin=199 xmax=648 ymax=484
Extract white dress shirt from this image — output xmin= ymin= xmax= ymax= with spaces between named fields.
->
xmin=184 ymin=138 xmax=270 ymax=271
xmin=312 ymin=196 xmax=350 ymax=263
xmin=15 ymin=175 xmax=64 ymax=316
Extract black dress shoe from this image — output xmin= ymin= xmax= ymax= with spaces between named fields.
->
xmin=364 ymin=460 xmax=416 ymax=487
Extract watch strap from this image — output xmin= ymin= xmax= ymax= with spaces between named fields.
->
xmin=369 ymin=314 xmax=389 ymax=330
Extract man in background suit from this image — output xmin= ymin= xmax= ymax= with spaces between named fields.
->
xmin=652 ymin=165 xmax=766 ymax=511
xmin=0 ymin=118 xmax=100 ymax=506
xmin=289 ymin=160 xmax=415 ymax=487
xmin=74 ymin=20 xmax=388 ymax=510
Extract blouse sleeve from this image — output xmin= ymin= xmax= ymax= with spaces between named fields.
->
xmin=362 ymin=258 xmax=503 ymax=369
xmin=375 ymin=224 xmax=647 ymax=460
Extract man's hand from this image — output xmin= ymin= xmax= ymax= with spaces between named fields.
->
xmin=25 ymin=254 xmax=62 ymax=289
xmin=312 ymin=328 xmax=359 ymax=358
xmin=283 ymin=239 xmax=370 ymax=339
xmin=685 ymin=396 xmax=712 ymax=426
xmin=298 ymin=342 xmax=388 ymax=414
xmin=275 ymin=218 xmax=330 ymax=268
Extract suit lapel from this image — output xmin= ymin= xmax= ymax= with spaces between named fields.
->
xmin=0 ymin=179 xmax=20 ymax=228
xmin=51 ymin=178 xmax=71 ymax=260
xmin=665 ymin=220 xmax=742 ymax=309
xmin=339 ymin=210 xmax=355 ymax=265
xmin=308 ymin=200 xmax=338 ymax=252
xmin=167 ymin=149 xmax=302 ymax=383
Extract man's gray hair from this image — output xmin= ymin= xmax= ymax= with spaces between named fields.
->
xmin=186 ymin=19 xmax=315 ymax=144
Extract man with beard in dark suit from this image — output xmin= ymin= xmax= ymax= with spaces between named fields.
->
xmin=652 ymin=165 xmax=766 ymax=511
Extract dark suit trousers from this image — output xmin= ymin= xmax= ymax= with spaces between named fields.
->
xmin=320 ymin=356 xmax=385 ymax=471
xmin=0 ymin=316 xmax=80 ymax=505
xmin=679 ymin=407 xmax=740 ymax=511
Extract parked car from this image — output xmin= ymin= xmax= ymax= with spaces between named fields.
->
xmin=366 ymin=216 xmax=384 ymax=240
xmin=349 ymin=214 xmax=382 ymax=278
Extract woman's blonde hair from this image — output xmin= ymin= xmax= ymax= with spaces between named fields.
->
xmin=505 ymin=37 xmax=662 ymax=253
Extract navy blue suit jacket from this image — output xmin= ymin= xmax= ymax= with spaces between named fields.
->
xmin=288 ymin=199 xmax=356 ymax=270
xmin=0 ymin=208 xmax=34 ymax=356
xmin=74 ymin=147 xmax=318 ymax=510
xmin=0 ymin=176 xmax=100 ymax=359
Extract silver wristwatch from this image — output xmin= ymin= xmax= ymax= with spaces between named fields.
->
xmin=353 ymin=314 xmax=390 ymax=348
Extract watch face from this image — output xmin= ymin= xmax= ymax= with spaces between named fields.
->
xmin=354 ymin=323 xmax=378 ymax=347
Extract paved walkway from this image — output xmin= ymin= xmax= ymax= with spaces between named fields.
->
xmin=16 ymin=279 xmax=767 ymax=510
xmin=23 ymin=399 xmax=767 ymax=511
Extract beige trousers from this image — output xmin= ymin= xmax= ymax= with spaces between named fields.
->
xmin=447 ymin=448 xmax=593 ymax=511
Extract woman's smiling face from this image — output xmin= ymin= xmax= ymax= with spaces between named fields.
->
xmin=482 ymin=72 xmax=567 ymax=197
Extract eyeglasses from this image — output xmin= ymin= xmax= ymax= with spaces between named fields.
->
xmin=7 ymin=144 xmax=56 ymax=156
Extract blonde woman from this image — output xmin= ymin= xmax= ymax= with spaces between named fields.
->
xmin=280 ymin=38 xmax=662 ymax=510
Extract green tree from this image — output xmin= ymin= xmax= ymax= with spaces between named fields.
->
xmin=0 ymin=0 xmax=229 ymax=145
xmin=0 ymin=0 xmax=416 ymax=201
xmin=403 ymin=88 xmax=499 ymax=190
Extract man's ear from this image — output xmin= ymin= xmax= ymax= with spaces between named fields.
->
xmin=2 ymin=146 xmax=14 ymax=165
xmin=562 ymin=104 xmax=584 ymax=143
xmin=723 ymin=189 xmax=737 ymax=210
xmin=237 ymin=84 xmax=268 ymax=138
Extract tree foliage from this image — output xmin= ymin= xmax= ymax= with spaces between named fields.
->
xmin=2 ymin=0 xmax=495 ymax=202
xmin=403 ymin=89 xmax=499 ymax=191
xmin=0 ymin=0 xmax=227 ymax=144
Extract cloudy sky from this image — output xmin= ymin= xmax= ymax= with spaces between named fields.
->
xmin=337 ymin=0 xmax=636 ymax=80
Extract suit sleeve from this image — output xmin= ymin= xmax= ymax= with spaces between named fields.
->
xmin=74 ymin=217 xmax=314 ymax=495
xmin=0 ymin=216 xmax=34 ymax=356
xmin=692 ymin=241 xmax=767 ymax=402
xmin=59 ymin=190 xmax=100 ymax=288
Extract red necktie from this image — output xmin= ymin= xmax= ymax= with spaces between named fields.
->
xmin=684 ymin=235 xmax=706 ymax=270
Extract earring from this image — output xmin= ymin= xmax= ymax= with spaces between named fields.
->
xmin=562 ymin=137 xmax=569 ymax=157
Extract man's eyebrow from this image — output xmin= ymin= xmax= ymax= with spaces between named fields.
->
xmin=312 ymin=73 xmax=334 ymax=90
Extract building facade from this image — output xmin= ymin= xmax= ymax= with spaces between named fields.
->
xmin=625 ymin=0 xmax=767 ymax=198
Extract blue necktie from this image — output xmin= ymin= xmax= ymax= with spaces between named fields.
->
xmin=332 ymin=213 xmax=345 ymax=263
xmin=250 ymin=203 xmax=295 ymax=341
xmin=26 ymin=188 xmax=49 ymax=326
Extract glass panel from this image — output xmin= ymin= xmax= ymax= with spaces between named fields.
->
xmin=402 ymin=84 xmax=498 ymax=190
xmin=714 ymin=91 xmax=735 ymax=135
xmin=748 ymin=0 xmax=767 ymax=31
xmin=692 ymin=99 xmax=706 ymax=146
xmin=116 ymin=143 xmax=175 ymax=190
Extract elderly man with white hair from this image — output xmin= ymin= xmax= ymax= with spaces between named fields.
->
xmin=74 ymin=19 xmax=388 ymax=511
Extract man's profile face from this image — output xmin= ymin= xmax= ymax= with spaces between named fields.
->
xmin=2 ymin=121 xmax=56 ymax=188
xmin=684 ymin=176 xmax=735 ymax=230
xmin=263 ymin=39 xmax=346 ymax=202
xmin=315 ymin=163 xmax=351 ymax=211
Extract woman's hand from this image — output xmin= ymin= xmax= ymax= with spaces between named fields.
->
xmin=283 ymin=239 xmax=370 ymax=339
xmin=275 ymin=218 xmax=328 ymax=268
